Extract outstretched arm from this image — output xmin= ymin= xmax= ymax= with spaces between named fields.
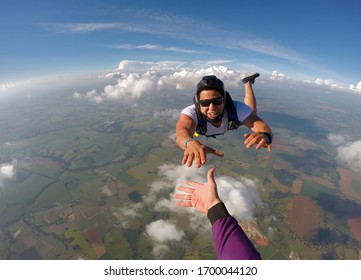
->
xmin=176 ymin=114 xmax=224 ymax=168
xmin=243 ymin=112 xmax=273 ymax=152
xmin=208 ymin=203 xmax=262 ymax=260
xmin=174 ymin=168 xmax=262 ymax=260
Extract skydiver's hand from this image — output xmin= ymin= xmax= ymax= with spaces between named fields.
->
xmin=244 ymin=132 xmax=272 ymax=152
xmin=182 ymin=140 xmax=224 ymax=168
xmin=174 ymin=167 xmax=221 ymax=213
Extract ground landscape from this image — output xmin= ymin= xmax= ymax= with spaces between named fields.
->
xmin=0 ymin=79 xmax=361 ymax=260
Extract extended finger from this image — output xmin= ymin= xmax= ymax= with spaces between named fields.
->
xmin=194 ymin=152 xmax=203 ymax=168
xmin=182 ymin=150 xmax=190 ymax=165
xmin=174 ymin=193 xmax=192 ymax=200
xmin=185 ymin=179 xmax=203 ymax=189
xmin=244 ymin=133 xmax=256 ymax=145
xmin=175 ymin=201 xmax=192 ymax=207
xmin=176 ymin=185 xmax=194 ymax=194
xmin=181 ymin=154 xmax=187 ymax=165
xmin=245 ymin=135 xmax=259 ymax=148
xmin=256 ymin=137 xmax=268 ymax=149
xmin=186 ymin=152 xmax=196 ymax=167
xmin=243 ymin=133 xmax=251 ymax=139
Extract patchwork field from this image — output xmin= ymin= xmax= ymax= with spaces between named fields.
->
xmin=1 ymin=83 xmax=361 ymax=260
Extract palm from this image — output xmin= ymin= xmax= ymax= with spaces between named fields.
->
xmin=191 ymin=185 xmax=211 ymax=213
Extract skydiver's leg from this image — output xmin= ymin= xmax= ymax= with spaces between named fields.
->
xmin=241 ymin=73 xmax=259 ymax=115
xmin=244 ymin=82 xmax=257 ymax=114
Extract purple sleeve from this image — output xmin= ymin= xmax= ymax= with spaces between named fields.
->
xmin=208 ymin=203 xmax=262 ymax=260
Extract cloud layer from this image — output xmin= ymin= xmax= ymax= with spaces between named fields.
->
xmin=72 ymin=61 xmax=257 ymax=103
xmin=71 ymin=60 xmax=361 ymax=105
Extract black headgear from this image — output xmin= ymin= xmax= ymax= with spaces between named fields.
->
xmin=193 ymin=75 xmax=226 ymax=123
xmin=193 ymin=75 xmax=225 ymax=104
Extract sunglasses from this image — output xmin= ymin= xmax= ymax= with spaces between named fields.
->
xmin=199 ymin=96 xmax=223 ymax=107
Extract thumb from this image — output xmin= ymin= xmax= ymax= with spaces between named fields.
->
xmin=207 ymin=167 xmax=216 ymax=184
xmin=205 ymin=146 xmax=224 ymax=157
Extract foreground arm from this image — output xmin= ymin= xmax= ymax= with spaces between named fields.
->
xmin=208 ymin=203 xmax=261 ymax=260
xmin=174 ymin=168 xmax=262 ymax=260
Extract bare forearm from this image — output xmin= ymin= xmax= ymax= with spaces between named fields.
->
xmin=253 ymin=122 xmax=272 ymax=135
xmin=244 ymin=114 xmax=272 ymax=135
xmin=176 ymin=130 xmax=195 ymax=150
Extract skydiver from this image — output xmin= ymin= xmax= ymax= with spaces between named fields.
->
xmin=176 ymin=73 xmax=273 ymax=168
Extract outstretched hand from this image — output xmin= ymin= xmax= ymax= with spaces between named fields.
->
xmin=244 ymin=133 xmax=272 ymax=152
xmin=182 ymin=141 xmax=224 ymax=168
xmin=174 ymin=167 xmax=221 ymax=213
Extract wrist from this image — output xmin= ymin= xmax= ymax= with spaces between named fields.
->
xmin=259 ymin=132 xmax=272 ymax=144
xmin=183 ymin=138 xmax=195 ymax=148
xmin=208 ymin=199 xmax=222 ymax=210
xmin=207 ymin=202 xmax=230 ymax=225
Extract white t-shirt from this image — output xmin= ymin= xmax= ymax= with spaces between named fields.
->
xmin=181 ymin=101 xmax=252 ymax=136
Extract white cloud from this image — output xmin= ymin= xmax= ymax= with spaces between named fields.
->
xmin=0 ymin=164 xmax=14 ymax=179
xmin=337 ymin=141 xmax=361 ymax=172
xmin=102 ymin=73 xmax=156 ymax=100
xmin=357 ymin=81 xmax=361 ymax=90
xmin=328 ymin=134 xmax=361 ymax=172
xmin=315 ymin=78 xmax=323 ymax=85
xmin=111 ymin=202 xmax=143 ymax=228
xmin=350 ymin=81 xmax=361 ymax=93
xmin=216 ymin=176 xmax=261 ymax=221
xmin=0 ymin=164 xmax=15 ymax=193
xmin=328 ymin=134 xmax=350 ymax=146
xmin=145 ymin=219 xmax=185 ymax=258
xmin=86 ymin=89 xmax=103 ymax=103
xmin=154 ymin=109 xmax=180 ymax=120
xmin=324 ymin=79 xmax=336 ymax=86
xmin=315 ymin=77 xmax=339 ymax=87
xmin=313 ymin=78 xmax=361 ymax=93
xmin=271 ymin=70 xmax=284 ymax=77
xmin=146 ymin=219 xmax=185 ymax=243
xmin=270 ymin=70 xmax=286 ymax=81
xmin=0 ymin=82 xmax=16 ymax=91
xmin=72 ymin=92 xmax=82 ymax=99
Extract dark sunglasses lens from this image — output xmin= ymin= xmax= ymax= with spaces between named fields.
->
xmin=213 ymin=97 xmax=223 ymax=105
xmin=200 ymin=100 xmax=211 ymax=107
xmin=199 ymin=97 xmax=223 ymax=107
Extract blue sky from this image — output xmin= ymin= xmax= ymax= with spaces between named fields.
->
xmin=1 ymin=0 xmax=361 ymax=88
